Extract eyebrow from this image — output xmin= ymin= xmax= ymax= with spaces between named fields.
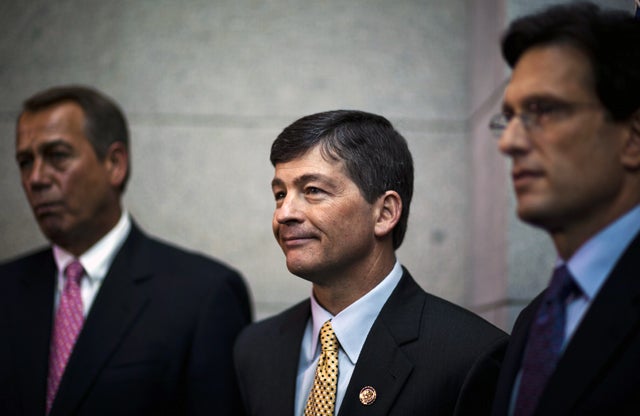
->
xmin=16 ymin=139 xmax=72 ymax=160
xmin=271 ymin=173 xmax=336 ymax=189
xmin=503 ymin=93 xmax=566 ymax=111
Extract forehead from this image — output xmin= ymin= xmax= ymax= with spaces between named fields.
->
xmin=17 ymin=102 xmax=87 ymax=145
xmin=504 ymin=44 xmax=596 ymax=104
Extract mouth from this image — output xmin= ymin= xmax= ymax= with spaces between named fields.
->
xmin=279 ymin=233 xmax=318 ymax=248
xmin=33 ymin=201 xmax=63 ymax=217
xmin=511 ymin=168 xmax=544 ymax=189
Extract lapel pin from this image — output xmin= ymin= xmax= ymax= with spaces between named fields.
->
xmin=359 ymin=386 xmax=377 ymax=405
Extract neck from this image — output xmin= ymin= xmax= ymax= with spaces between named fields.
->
xmin=58 ymin=206 xmax=123 ymax=257
xmin=311 ymin=250 xmax=396 ymax=315
xmin=550 ymin=198 xmax=640 ymax=260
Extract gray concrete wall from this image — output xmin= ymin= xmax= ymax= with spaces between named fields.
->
xmin=1 ymin=0 xmax=633 ymax=328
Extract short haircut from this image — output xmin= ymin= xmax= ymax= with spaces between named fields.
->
xmin=20 ymin=85 xmax=131 ymax=190
xmin=501 ymin=1 xmax=640 ymax=121
xmin=271 ymin=110 xmax=414 ymax=249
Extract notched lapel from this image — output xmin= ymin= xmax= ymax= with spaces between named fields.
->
xmin=273 ymin=302 xmax=310 ymax=416
xmin=339 ymin=327 xmax=414 ymax=416
xmin=338 ymin=271 xmax=423 ymax=416
xmin=537 ymin=236 xmax=640 ymax=414
xmin=50 ymin=227 xmax=153 ymax=416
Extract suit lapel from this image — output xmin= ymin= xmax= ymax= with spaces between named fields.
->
xmin=536 ymin=233 xmax=640 ymax=414
xmin=12 ymin=251 xmax=56 ymax=416
xmin=50 ymin=225 xmax=152 ymax=416
xmin=491 ymin=295 xmax=540 ymax=416
xmin=275 ymin=301 xmax=311 ymax=416
xmin=338 ymin=270 xmax=422 ymax=416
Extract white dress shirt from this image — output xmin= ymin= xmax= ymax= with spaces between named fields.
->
xmin=294 ymin=261 xmax=403 ymax=416
xmin=52 ymin=211 xmax=131 ymax=316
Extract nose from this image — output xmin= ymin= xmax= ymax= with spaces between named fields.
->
xmin=497 ymin=116 xmax=531 ymax=156
xmin=25 ymin=158 xmax=52 ymax=190
xmin=274 ymin=193 xmax=304 ymax=225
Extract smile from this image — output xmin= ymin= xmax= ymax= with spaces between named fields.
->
xmin=280 ymin=234 xmax=317 ymax=248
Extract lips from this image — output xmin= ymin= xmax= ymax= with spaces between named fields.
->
xmin=511 ymin=168 xmax=544 ymax=190
xmin=278 ymin=230 xmax=318 ymax=248
xmin=32 ymin=201 xmax=63 ymax=217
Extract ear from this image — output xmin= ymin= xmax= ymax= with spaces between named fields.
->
xmin=104 ymin=141 xmax=129 ymax=189
xmin=621 ymin=109 xmax=640 ymax=170
xmin=374 ymin=191 xmax=402 ymax=239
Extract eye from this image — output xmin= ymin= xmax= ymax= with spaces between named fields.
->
xmin=305 ymin=186 xmax=324 ymax=195
xmin=43 ymin=147 xmax=73 ymax=169
xmin=48 ymin=151 xmax=71 ymax=162
xmin=273 ymin=190 xmax=286 ymax=201
xmin=502 ymin=109 xmax=515 ymax=123
xmin=16 ymin=156 xmax=33 ymax=171
xmin=525 ymin=99 xmax=568 ymax=119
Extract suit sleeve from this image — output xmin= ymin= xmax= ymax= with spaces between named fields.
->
xmin=454 ymin=335 xmax=509 ymax=416
xmin=186 ymin=270 xmax=252 ymax=415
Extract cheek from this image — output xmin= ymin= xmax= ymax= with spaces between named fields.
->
xmin=271 ymin=216 xmax=279 ymax=239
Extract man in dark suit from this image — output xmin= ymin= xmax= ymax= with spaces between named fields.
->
xmin=234 ymin=110 xmax=508 ymax=415
xmin=0 ymin=85 xmax=252 ymax=415
xmin=489 ymin=3 xmax=640 ymax=415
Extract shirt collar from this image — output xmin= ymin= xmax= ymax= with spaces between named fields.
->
xmin=565 ymin=204 xmax=640 ymax=300
xmin=53 ymin=211 xmax=132 ymax=284
xmin=308 ymin=260 xmax=403 ymax=365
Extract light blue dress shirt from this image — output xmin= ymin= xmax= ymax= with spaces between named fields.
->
xmin=294 ymin=261 xmax=403 ymax=416
xmin=563 ymin=204 xmax=640 ymax=343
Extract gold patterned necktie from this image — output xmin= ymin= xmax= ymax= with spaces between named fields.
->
xmin=304 ymin=320 xmax=340 ymax=416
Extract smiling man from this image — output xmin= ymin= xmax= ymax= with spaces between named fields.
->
xmin=0 ymin=85 xmax=251 ymax=416
xmin=234 ymin=110 xmax=508 ymax=416
xmin=489 ymin=3 xmax=640 ymax=415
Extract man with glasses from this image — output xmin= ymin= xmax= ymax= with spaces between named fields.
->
xmin=489 ymin=2 xmax=640 ymax=415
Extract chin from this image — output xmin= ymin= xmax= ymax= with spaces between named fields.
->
xmin=285 ymin=260 xmax=324 ymax=283
xmin=516 ymin=203 xmax=557 ymax=230
xmin=285 ymin=261 xmax=311 ymax=277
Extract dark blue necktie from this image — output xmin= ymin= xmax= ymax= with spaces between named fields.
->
xmin=514 ymin=264 xmax=580 ymax=416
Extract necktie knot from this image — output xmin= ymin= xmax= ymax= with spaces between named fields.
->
xmin=545 ymin=264 xmax=580 ymax=304
xmin=64 ymin=260 xmax=84 ymax=285
xmin=320 ymin=320 xmax=339 ymax=352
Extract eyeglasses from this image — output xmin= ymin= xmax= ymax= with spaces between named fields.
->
xmin=488 ymin=99 xmax=602 ymax=138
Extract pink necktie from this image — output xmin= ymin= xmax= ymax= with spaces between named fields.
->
xmin=46 ymin=260 xmax=85 ymax=414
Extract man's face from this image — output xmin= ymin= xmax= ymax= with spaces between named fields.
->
xmin=16 ymin=101 xmax=120 ymax=253
xmin=498 ymin=44 xmax=629 ymax=235
xmin=271 ymin=145 xmax=380 ymax=284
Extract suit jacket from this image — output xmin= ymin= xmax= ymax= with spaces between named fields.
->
xmin=0 ymin=223 xmax=251 ymax=416
xmin=492 ymin=231 xmax=640 ymax=415
xmin=234 ymin=268 xmax=508 ymax=416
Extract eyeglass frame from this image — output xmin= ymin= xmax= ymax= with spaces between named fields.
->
xmin=488 ymin=98 xmax=603 ymax=138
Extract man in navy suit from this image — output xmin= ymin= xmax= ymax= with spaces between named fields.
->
xmin=234 ymin=110 xmax=508 ymax=415
xmin=489 ymin=3 xmax=640 ymax=415
xmin=0 ymin=85 xmax=251 ymax=415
